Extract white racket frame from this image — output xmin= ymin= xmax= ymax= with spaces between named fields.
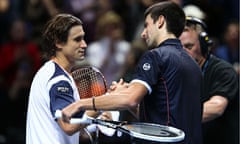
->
xmin=55 ymin=110 xmax=185 ymax=142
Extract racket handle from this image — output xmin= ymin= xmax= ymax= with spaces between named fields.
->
xmin=55 ymin=110 xmax=91 ymax=124
xmin=55 ymin=109 xmax=63 ymax=118
xmin=70 ymin=117 xmax=91 ymax=124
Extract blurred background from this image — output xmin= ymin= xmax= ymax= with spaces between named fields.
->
xmin=0 ymin=0 xmax=239 ymax=143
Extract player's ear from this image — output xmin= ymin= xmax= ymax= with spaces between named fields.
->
xmin=55 ymin=40 xmax=64 ymax=50
xmin=158 ymin=15 xmax=165 ymax=29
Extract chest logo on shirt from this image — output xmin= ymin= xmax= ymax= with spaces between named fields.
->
xmin=57 ymin=87 xmax=69 ymax=93
xmin=143 ymin=63 xmax=151 ymax=71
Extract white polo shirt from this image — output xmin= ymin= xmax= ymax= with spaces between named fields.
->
xmin=26 ymin=61 xmax=81 ymax=144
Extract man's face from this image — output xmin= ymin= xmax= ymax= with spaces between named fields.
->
xmin=141 ymin=14 xmax=160 ymax=49
xmin=179 ymin=26 xmax=202 ymax=61
xmin=57 ymin=25 xmax=87 ymax=63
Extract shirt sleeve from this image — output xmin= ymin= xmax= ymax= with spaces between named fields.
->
xmin=209 ymin=67 xmax=238 ymax=101
xmin=132 ymin=51 xmax=160 ymax=93
xmin=49 ymin=80 xmax=74 ymax=117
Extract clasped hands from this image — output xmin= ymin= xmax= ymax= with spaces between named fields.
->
xmin=61 ymin=78 xmax=129 ymax=123
xmin=109 ymin=78 xmax=129 ymax=93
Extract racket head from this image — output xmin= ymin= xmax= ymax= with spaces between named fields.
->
xmin=71 ymin=66 xmax=107 ymax=99
xmin=119 ymin=122 xmax=185 ymax=142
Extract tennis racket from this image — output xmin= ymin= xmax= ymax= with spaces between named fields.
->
xmin=71 ymin=66 xmax=107 ymax=99
xmin=55 ymin=110 xmax=185 ymax=143
xmin=71 ymin=66 xmax=108 ymax=143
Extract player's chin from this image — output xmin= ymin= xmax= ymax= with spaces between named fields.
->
xmin=75 ymin=55 xmax=85 ymax=61
xmin=77 ymin=51 xmax=85 ymax=59
xmin=78 ymin=56 xmax=85 ymax=61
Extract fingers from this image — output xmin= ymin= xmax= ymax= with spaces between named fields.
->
xmin=108 ymin=78 xmax=131 ymax=94
xmin=109 ymin=81 xmax=117 ymax=91
xmin=61 ymin=110 xmax=71 ymax=123
xmin=118 ymin=78 xmax=124 ymax=84
xmin=118 ymin=78 xmax=130 ymax=87
xmin=113 ymin=78 xmax=124 ymax=85
xmin=123 ymin=82 xmax=130 ymax=88
xmin=109 ymin=78 xmax=128 ymax=90
xmin=99 ymin=111 xmax=112 ymax=121
xmin=60 ymin=102 xmax=79 ymax=123
xmin=112 ymin=81 xmax=117 ymax=85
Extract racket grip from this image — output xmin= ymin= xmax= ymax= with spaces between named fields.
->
xmin=55 ymin=109 xmax=62 ymax=118
xmin=55 ymin=110 xmax=91 ymax=124
xmin=70 ymin=117 xmax=91 ymax=124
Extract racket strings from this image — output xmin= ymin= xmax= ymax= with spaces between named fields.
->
xmin=123 ymin=124 xmax=178 ymax=137
xmin=72 ymin=67 xmax=107 ymax=99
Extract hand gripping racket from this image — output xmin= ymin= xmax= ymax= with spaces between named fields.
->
xmin=55 ymin=110 xmax=185 ymax=143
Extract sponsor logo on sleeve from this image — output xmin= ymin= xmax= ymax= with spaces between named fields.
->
xmin=143 ymin=63 xmax=151 ymax=71
xmin=57 ymin=87 xmax=69 ymax=93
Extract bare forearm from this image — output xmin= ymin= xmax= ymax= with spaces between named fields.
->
xmin=202 ymin=103 xmax=222 ymax=122
xmin=80 ymin=93 xmax=134 ymax=111
xmin=58 ymin=110 xmax=99 ymax=135
xmin=202 ymin=96 xmax=228 ymax=123
xmin=61 ymin=82 xmax=147 ymax=123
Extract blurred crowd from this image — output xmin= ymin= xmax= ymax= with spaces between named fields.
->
xmin=0 ymin=0 xmax=239 ymax=144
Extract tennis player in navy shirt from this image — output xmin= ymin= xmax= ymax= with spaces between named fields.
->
xmin=61 ymin=1 xmax=203 ymax=144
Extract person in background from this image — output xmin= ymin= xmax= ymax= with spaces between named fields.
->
xmin=61 ymin=2 xmax=203 ymax=144
xmin=182 ymin=4 xmax=206 ymax=20
xmin=179 ymin=16 xmax=239 ymax=144
xmin=122 ymin=39 xmax=148 ymax=83
xmin=0 ymin=18 xmax=42 ymax=144
xmin=214 ymin=20 xmax=239 ymax=74
xmin=86 ymin=11 xmax=130 ymax=86
xmin=25 ymin=0 xmax=63 ymax=45
xmin=26 ymin=14 xmax=113 ymax=144
xmin=84 ymin=11 xmax=130 ymax=144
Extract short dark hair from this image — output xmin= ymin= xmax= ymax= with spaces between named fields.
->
xmin=41 ymin=14 xmax=83 ymax=60
xmin=144 ymin=1 xmax=185 ymax=38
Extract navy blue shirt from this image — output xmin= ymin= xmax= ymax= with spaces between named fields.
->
xmin=132 ymin=39 xmax=202 ymax=144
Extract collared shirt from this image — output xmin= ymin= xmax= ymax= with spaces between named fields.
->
xmin=26 ymin=61 xmax=82 ymax=144
xmin=131 ymin=39 xmax=202 ymax=144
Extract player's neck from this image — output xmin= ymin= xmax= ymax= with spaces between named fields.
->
xmin=51 ymin=57 xmax=72 ymax=73
xmin=157 ymin=33 xmax=176 ymax=45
